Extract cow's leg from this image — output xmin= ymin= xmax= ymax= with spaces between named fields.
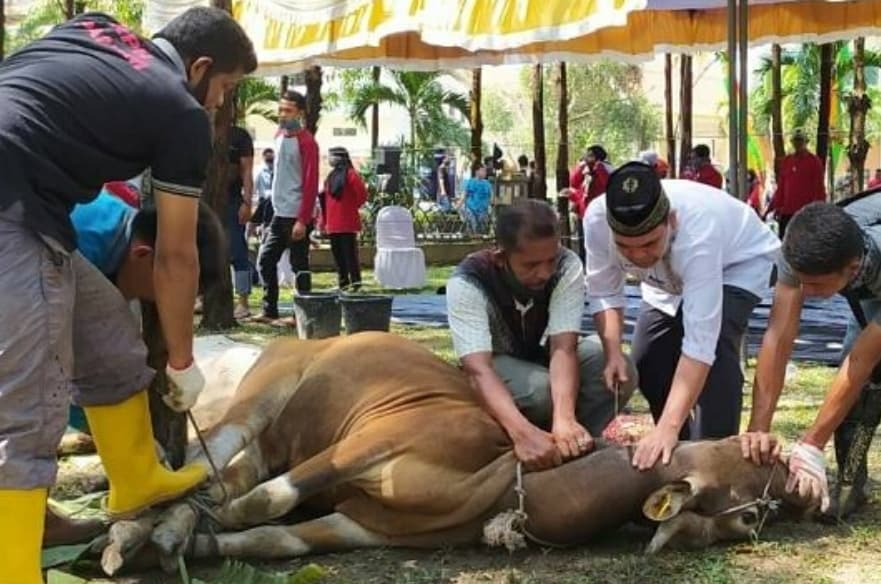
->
xmin=151 ymin=443 xmax=269 ymax=559
xmin=213 ymin=437 xmax=395 ymax=529
xmin=191 ymin=512 xmax=473 ymax=559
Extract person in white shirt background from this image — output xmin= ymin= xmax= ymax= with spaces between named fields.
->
xmin=447 ymin=200 xmax=636 ymax=471
xmin=585 ymin=161 xmax=781 ymax=471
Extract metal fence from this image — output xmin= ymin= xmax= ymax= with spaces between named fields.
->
xmin=358 ymin=201 xmax=498 ymax=245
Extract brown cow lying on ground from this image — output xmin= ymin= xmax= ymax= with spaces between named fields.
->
xmin=98 ymin=332 xmax=813 ymax=575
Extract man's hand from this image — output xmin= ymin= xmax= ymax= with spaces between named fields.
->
xmin=512 ymin=425 xmax=562 ymax=472
xmin=164 ymin=361 xmax=206 ymax=412
xmin=786 ymin=441 xmax=831 ymax=512
xmin=292 ymin=221 xmax=307 ymax=241
xmin=551 ymin=417 xmax=594 ymax=460
xmin=603 ymin=351 xmax=631 ymax=393
xmin=632 ymin=425 xmax=679 ymax=471
xmin=237 ymin=201 xmax=252 ymax=225
xmin=740 ymin=431 xmax=782 ymax=466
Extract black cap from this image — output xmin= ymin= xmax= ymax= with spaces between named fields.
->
xmin=605 ymin=161 xmax=670 ymax=236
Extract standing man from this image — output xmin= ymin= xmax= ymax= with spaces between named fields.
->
xmin=0 ymin=8 xmax=256 ymax=582
xmin=462 ymin=163 xmax=493 ymax=235
xmin=447 ymin=200 xmax=636 ymax=471
xmin=585 ymin=162 xmax=780 ymax=471
xmin=766 ymin=130 xmax=826 ymax=239
xmin=742 ymin=196 xmax=881 ymax=516
xmin=227 ymin=125 xmax=255 ymax=320
xmin=256 ymin=90 xmax=319 ymax=322
xmin=685 ymin=144 xmax=724 ymax=189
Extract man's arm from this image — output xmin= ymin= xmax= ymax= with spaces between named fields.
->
xmin=153 ymin=189 xmax=199 ymax=369
xmin=748 ymin=280 xmax=803 ymax=432
xmin=296 ymin=134 xmax=320 ymax=229
xmin=238 ymin=154 xmax=255 ymax=223
xmin=803 ymin=322 xmax=881 ymax=448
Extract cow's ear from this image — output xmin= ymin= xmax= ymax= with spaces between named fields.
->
xmin=642 ymin=480 xmax=694 ymax=522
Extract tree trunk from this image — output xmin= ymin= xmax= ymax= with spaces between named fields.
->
xmin=370 ymin=66 xmax=380 ymax=155
xmin=678 ymin=54 xmax=693 ymax=177
xmin=280 ymin=75 xmax=289 ymax=95
xmin=469 ymin=67 xmax=483 ymax=173
xmin=1 ymin=0 xmax=5 ymax=62
xmin=664 ymin=54 xmax=676 ymax=177
xmin=65 ymin=0 xmax=74 ymax=18
xmin=848 ymin=38 xmax=871 ymax=194
xmin=532 ymin=64 xmax=547 ymax=200
xmin=304 ymin=66 xmax=323 ymax=135
xmin=771 ymin=44 xmax=785 ymax=181
xmin=554 ymin=63 xmax=571 ymax=249
xmin=816 ymin=43 xmax=834 ymax=169
xmin=201 ymin=0 xmax=237 ymax=331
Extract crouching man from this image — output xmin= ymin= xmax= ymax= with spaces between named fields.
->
xmin=446 ymin=199 xmax=636 ymax=471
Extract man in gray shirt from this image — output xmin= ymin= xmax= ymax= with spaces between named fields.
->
xmin=255 ymin=91 xmax=319 ymax=321
xmin=743 ymin=194 xmax=881 ymax=518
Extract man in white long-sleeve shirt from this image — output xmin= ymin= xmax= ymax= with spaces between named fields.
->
xmin=585 ymin=161 xmax=780 ymax=471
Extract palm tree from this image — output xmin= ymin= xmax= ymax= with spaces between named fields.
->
xmin=678 ymin=55 xmax=693 ymax=177
xmin=370 ymin=66 xmax=380 ymax=154
xmin=817 ymin=42 xmax=836 ymax=167
xmin=1 ymin=0 xmax=6 ymax=61
xmin=349 ymin=70 xmax=470 ymax=169
xmin=235 ymin=76 xmax=279 ymax=124
xmin=304 ymin=65 xmax=322 ymax=134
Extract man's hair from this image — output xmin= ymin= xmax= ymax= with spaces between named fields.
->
xmin=262 ymin=148 xmax=274 ymax=156
xmin=693 ymin=144 xmax=711 ymax=159
xmin=282 ymin=90 xmax=307 ymax=111
xmin=783 ymin=203 xmax=864 ymax=275
xmin=155 ymin=7 xmax=257 ymax=74
xmin=130 ymin=203 xmax=227 ymax=294
xmin=586 ymin=145 xmax=607 ymax=162
xmin=496 ymin=199 xmax=559 ymax=251
xmin=517 ymin=154 xmax=529 ymax=167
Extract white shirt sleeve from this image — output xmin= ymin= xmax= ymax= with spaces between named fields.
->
xmin=678 ymin=230 xmax=725 ymax=366
xmin=547 ymin=250 xmax=586 ymax=336
xmin=446 ymin=276 xmax=492 ymax=358
xmin=584 ymin=201 xmax=627 ymax=315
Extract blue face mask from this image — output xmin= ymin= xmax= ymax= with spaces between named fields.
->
xmin=280 ymin=118 xmax=301 ymax=132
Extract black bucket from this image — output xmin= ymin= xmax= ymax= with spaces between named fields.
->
xmin=292 ymin=293 xmax=341 ymax=339
xmin=340 ymin=294 xmax=394 ymax=334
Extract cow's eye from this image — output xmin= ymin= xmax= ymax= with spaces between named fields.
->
xmin=740 ymin=510 xmax=759 ymax=525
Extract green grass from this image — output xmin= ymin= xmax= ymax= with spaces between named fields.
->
xmin=68 ymin=287 xmax=880 ymax=583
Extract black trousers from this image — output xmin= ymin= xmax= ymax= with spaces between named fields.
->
xmin=777 ymin=214 xmax=792 ymax=240
xmin=257 ymin=216 xmax=312 ymax=317
xmin=630 ymin=285 xmax=760 ymax=440
xmin=329 ymin=233 xmax=361 ymax=290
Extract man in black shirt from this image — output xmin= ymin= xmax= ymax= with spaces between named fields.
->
xmin=226 ymin=125 xmax=255 ymax=319
xmin=0 ymin=8 xmax=256 ymax=581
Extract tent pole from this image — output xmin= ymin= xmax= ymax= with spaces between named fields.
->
xmin=727 ymin=0 xmax=739 ymax=197
xmin=738 ymin=0 xmax=749 ymax=201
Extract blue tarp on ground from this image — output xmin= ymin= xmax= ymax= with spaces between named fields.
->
xmin=390 ymin=286 xmax=853 ymax=365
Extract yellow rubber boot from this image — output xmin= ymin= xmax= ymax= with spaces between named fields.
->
xmin=0 ymin=488 xmax=46 ymax=584
xmin=84 ymin=391 xmax=207 ymax=518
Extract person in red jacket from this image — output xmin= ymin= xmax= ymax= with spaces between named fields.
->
xmin=767 ymin=130 xmax=826 ymax=239
xmin=685 ymin=144 xmax=724 ymax=189
xmin=569 ymin=145 xmax=612 ymax=262
xmin=320 ymin=146 xmax=368 ymax=290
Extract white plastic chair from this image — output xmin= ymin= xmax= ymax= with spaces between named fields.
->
xmin=373 ymin=206 xmax=426 ymax=289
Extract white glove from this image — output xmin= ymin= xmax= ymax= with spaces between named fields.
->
xmin=786 ymin=441 xmax=830 ymax=512
xmin=164 ymin=361 xmax=205 ymax=412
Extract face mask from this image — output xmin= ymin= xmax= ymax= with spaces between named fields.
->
xmin=280 ymin=118 xmax=301 ymax=132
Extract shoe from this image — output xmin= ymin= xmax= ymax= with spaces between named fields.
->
xmin=193 ymin=295 xmax=204 ymax=315
xmin=84 ymin=391 xmax=207 ymax=519
xmin=0 ymin=488 xmax=46 ymax=584
xmin=234 ymin=295 xmax=251 ymax=320
xmin=43 ymin=500 xmax=105 ymax=546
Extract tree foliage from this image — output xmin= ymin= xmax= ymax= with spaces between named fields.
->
xmin=5 ymin=0 xmax=144 ymax=55
xmin=483 ymin=62 xmax=660 ymax=167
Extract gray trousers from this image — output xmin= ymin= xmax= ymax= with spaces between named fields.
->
xmin=630 ymin=285 xmax=760 ymax=440
xmin=0 ymin=218 xmax=154 ymax=489
xmin=493 ymin=335 xmax=637 ymax=436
